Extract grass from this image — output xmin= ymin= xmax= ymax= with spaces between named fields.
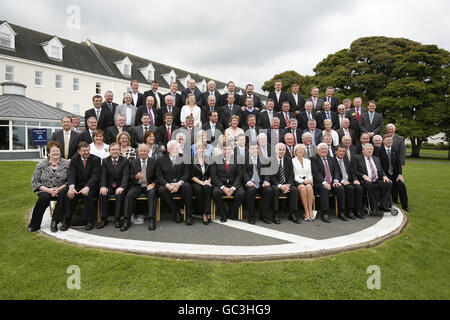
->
xmin=0 ymin=161 xmax=449 ymax=299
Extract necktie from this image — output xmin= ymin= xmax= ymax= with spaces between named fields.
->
xmin=225 ymin=159 xmax=229 ymax=172
xmin=211 ymin=124 xmax=215 ymax=137
xmin=293 ymin=133 xmax=297 ymax=145
xmin=64 ymin=131 xmax=69 ymax=159
xmin=387 ymin=149 xmax=393 ymax=175
xmin=313 ymin=98 xmax=317 ymax=109
xmin=90 ymin=131 xmax=94 ymax=141
xmin=167 ymin=126 xmax=171 ymax=141
xmin=96 ymin=109 xmax=101 ymax=120
xmin=326 ymin=112 xmax=330 ymax=119
xmin=119 ymin=127 xmax=123 ymax=133
xmin=308 ymin=112 xmax=312 ymax=120
xmin=323 ymin=158 xmax=332 ymax=184
xmin=275 ymin=130 xmax=279 ymax=142
xmin=252 ymin=159 xmax=260 ymax=187
xmin=339 ymin=159 xmax=348 ymax=181
xmin=368 ymin=157 xmax=378 ymax=182
xmin=340 ymin=115 xmax=344 ymax=127
xmin=113 ymin=159 xmax=117 ymax=173
xmin=356 ymin=109 xmax=360 ymax=122
xmin=279 ymin=160 xmax=285 ymax=185
xmin=141 ymin=160 xmax=147 ymax=187
xmin=148 ymin=109 xmax=154 ymax=126
xmin=347 ymin=148 xmax=351 ymax=161
xmin=307 ymin=146 xmax=311 ymax=158
xmin=83 ymin=159 xmax=87 ymax=168
xmin=144 ymin=126 xmax=148 ymax=133
xmin=285 ymin=112 xmax=289 ymax=124
xmin=369 ymin=113 xmax=374 ymax=124
xmin=109 ymin=103 xmax=112 ymax=112
xmin=168 ymin=107 xmax=172 ymax=114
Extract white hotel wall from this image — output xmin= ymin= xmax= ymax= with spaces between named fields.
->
xmin=0 ymin=54 xmax=170 ymax=117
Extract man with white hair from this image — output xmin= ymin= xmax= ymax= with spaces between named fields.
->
xmin=297 ymin=100 xmax=316 ymax=131
xmin=163 ymin=82 xmax=183 ymax=110
xmin=181 ymin=79 xmax=202 ymax=104
xmin=386 ymin=123 xmax=406 ymax=167
xmin=257 ymin=133 xmax=270 ymax=158
xmin=301 ymin=132 xmax=317 ymax=159
xmin=311 ymin=143 xmax=345 ymax=223
xmin=337 ymin=117 xmax=356 ymax=145
xmin=115 ymin=93 xmax=137 ymax=127
xmin=156 ymin=140 xmax=193 ymax=225
xmin=200 ymin=80 xmax=221 ymax=108
xmin=352 ymin=143 xmax=392 ymax=213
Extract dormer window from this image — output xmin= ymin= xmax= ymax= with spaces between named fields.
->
xmin=41 ymin=37 xmax=64 ymax=61
xmin=123 ymin=63 xmax=131 ymax=76
xmin=162 ymin=69 xmax=177 ymax=86
xmin=139 ymin=63 xmax=155 ymax=82
xmin=51 ymin=45 xmax=61 ymax=58
xmin=0 ymin=22 xmax=16 ymax=49
xmin=115 ymin=56 xmax=133 ymax=77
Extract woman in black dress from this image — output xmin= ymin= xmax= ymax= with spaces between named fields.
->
xmin=191 ymin=142 xmax=212 ymax=225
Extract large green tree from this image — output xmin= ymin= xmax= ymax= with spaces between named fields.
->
xmin=261 ymin=71 xmax=313 ymax=96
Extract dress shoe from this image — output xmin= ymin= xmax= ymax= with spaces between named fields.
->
xmin=208 ymin=216 xmax=212 ymax=223
xmin=85 ymin=221 xmax=94 ymax=231
xmin=379 ymin=207 xmax=391 ymax=212
xmin=272 ymin=213 xmax=281 ymax=224
xmin=27 ymin=226 xmax=39 ymax=233
xmin=186 ymin=217 xmax=194 ymax=225
xmin=114 ymin=219 xmax=121 ymax=228
xmin=97 ymin=219 xmax=108 ymax=229
xmin=220 ymin=216 xmax=227 ymax=223
xmin=338 ymin=213 xmax=348 ymax=221
xmin=174 ymin=212 xmax=182 ymax=223
xmin=321 ymin=213 xmax=331 ymax=223
xmin=60 ymin=222 xmax=71 ymax=231
xmin=403 ymin=207 xmax=411 ymax=213
xmin=288 ymin=213 xmax=301 ymax=224
xmin=355 ymin=212 xmax=366 ymax=219
xmin=148 ymin=218 xmax=156 ymax=231
xmin=120 ymin=219 xmax=131 ymax=232
xmin=347 ymin=212 xmax=356 ymax=220
xmin=50 ymin=221 xmax=58 ymax=232
xmin=262 ymin=217 xmax=271 ymax=224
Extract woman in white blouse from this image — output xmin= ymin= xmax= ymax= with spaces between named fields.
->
xmin=224 ymin=115 xmax=244 ymax=148
xmin=292 ymin=144 xmax=314 ymax=221
xmin=323 ymin=119 xmax=339 ymax=146
xmin=89 ymin=130 xmax=110 ymax=163
xmin=180 ymin=93 xmax=202 ymax=128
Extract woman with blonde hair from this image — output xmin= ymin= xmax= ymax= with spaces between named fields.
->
xmin=292 ymin=144 xmax=314 ymax=221
xmin=117 ymin=131 xmax=136 ymax=161
xmin=224 ymin=115 xmax=244 ymax=147
xmin=180 ymin=93 xmax=202 ymax=128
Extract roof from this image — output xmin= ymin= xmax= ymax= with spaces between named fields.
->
xmin=0 ymin=20 xmax=267 ymax=99
xmin=0 ymin=93 xmax=80 ymax=121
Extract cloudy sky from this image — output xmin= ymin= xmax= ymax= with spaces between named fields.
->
xmin=1 ymin=0 xmax=449 ymax=93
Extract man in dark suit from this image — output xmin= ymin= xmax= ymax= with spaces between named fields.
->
xmin=131 ymin=114 xmax=156 ymax=148
xmin=211 ymin=144 xmax=245 ymax=222
xmin=284 ymin=118 xmax=303 ymax=147
xmin=220 ymin=93 xmax=241 ymax=129
xmin=181 ymin=79 xmax=202 ymax=105
xmin=159 ymin=95 xmax=181 ymax=128
xmin=155 ymin=113 xmax=178 ymax=151
xmin=306 ymin=87 xmax=324 ymax=114
xmin=127 ymin=80 xmax=144 ymax=108
xmin=85 ymin=95 xmax=113 ymax=130
xmin=98 ymin=143 xmax=129 ymax=229
xmin=268 ymin=80 xmax=289 ymax=112
xmin=202 ymin=110 xmax=223 ymax=144
xmin=322 ymin=133 xmax=336 ymax=158
xmin=336 ymin=104 xmax=347 ymax=129
xmin=142 ymin=80 xmax=165 ymax=110
xmin=104 ymin=114 xmax=132 ymax=145
xmin=288 ymin=83 xmax=306 ymax=115
xmin=102 ymin=91 xmax=118 ymax=116
xmin=386 ymin=124 xmax=406 ymax=167
xmin=122 ymin=144 xmax=158 ymax=231
xmin=297 ymin=101 xmax=317 ymax=131
xmin=301 ymin=132 xmax=317 ymax=160
xmin=201 ymin=95 xmax=223 ymax=125
xmin=337 ymin=118 xmax=356 ymax=145
xmin=240 ymin=96 xmax=260 ymax=128
xmin=311 ymin=143 xmax=345 ymax=223
xmin=267 ymin=117 xmax=284 ymax=146
xmin=276 ymin=101 xmax=296 ymax=129
xmin=243 ymin=114 xmax=260 ymax=145
xmin=63 ymin=142 xmax=101 ymax=231
xmin=243 ymin=143 xmax=273 ymax=224
xmin=334 ymin=144 xmax=364 ymax=219
xmin=283 ymin=133 xmax=296 ymax=159
xmin=135 ymin=96 xmax=159 ymax=127
xmin=219 ymin=81 xmax=241 ymax=107
xmin=164 ymin=82 xmax=184 ymax=110
xmin=379 ymin=135 xmax=410 ymax=212
xmin=352 ymin=143 xmax=393 ymax=213
xmin=156 ymin=140 xmax=193 ymax=225
xmin=234 ymin=133 xmax=249 ymax=165
xmin=79 ymin=117 xmax=97 ymax=144
xmin=199 ymin=80 xmax=221 ymax=108
xmin=359 ymin=100 xmax=384 ymax=140
xmin=345 ymin=97 xmax=367 ymax=139
xmin=257 ymin=133 xmax=271 ymax=158
xmin=303 ymin=119 xmax=322 ymax=147
xmin=323 ymin=87 xmax=340 ymax=112
xmin=257 ymin=99 xmax=276 ymax=129
xmin=52 ymin=115 xmax=80 ymax=160
xmin=315 ymin=101 xmax=338 ymax=130
xmin=342 ymin=135 xmax=358 ymax=162
xmin=71 ymin=116 xmax=84 ymax=134
xmin=239 ymin=84 xmax=264 ymax=110
xmin=270 ymin=143 xmax=300 ymax=223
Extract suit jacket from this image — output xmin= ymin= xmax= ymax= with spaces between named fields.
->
xmin=104 ymin=125 xmax=132 ymax=145
xmin=323 ymin=96 xmax=340 ymax=112
xmin=102 ymin=101 xmax=118 ymax=117
xmin=135 ymin=105 xmax=160 ymax=127
xmin=79 ymin=130 xmax=96 ymax=144
xmin=129 ymin=156 xmax=157 ymax=187
xmin=276 ymin=111 xmax=296 ymax=129
xmin=333 ymin=156 xmax=356 ymax=182
xmin=155 ymin=124 xmax=179 ymax=147
xmin=337 ymin=128 xmax=357 ymax=145
xmin=379 ymin=146 xmax=402 ymax=178
xmin=190 ymin=160 xmax=212 ymax=182
xmin=181 ymin=88 xmax=202 ymax=106
xmin=156 ymin=154 xmax=190 ymax=186
xmin=241 ymin=108 xmax=260 ymax=128
xmin=297 ymin=110 xmax=317 ymax=131
xmin=199 ymin=90 xmax=221 ymax=108
xmin=239 ymin=94 xmax=264 ymax=110
xmin=283 ymin=128 xmax=303 ymax=145
xmin=125 ymin=92 xmax=144 ymax=108
xmin=345 ymin=145 xmax=358 ymax=162
xmin=219 ymin=92 xmax=242 ymax=107
xmin=315 ymin=110 xmax=339 ymax=130
xmin=202 ymin=121 xmax=224 ymax=143
xmin=163 ymin=92 xmax=184 ymax=110
xmin=142 ymin=90 xmax=166 ymax=109
xmin=303 ymin=129 xmax=323 ymax=146
xmin=68 ymin=154 xmax=101 ymax=189
xmin=211 ymin=156 xmax=242 ymax=188
xmin=267 ymin=128 xmax=285 ymax=145
xmin=131 ymin=124 xmax=157 ymax=148
xmin=243 ymin=125 xmax=260 ymax=145
xmin=392 ymin=134 xmax=406 ymax=166
xmin=345 ymin=107 xmax=368 ymax=136
xmin=310 ymin=155 xmax=339 ymax=186
xmin=268 ymin=91 xmax=289 ymax=112
xmin=359 ymin=112 xmax=384 ymax=136
xmin=257 ymin=110 xmax=277 ymax=129
xmin=220 ymin=104 xmax=242 ymax=128
xmin=352 ymin=154 xmax=386 ymax=181
xmin=270 ymin=156 xmax=295 ymax=186
xmin=304 ymin=144 xmax=317 ymax=160
xmin=52 ymin=130 xmax=80 ymax=160
xmin=242 ymin=156 xmax=270 ymax=186
xmin=115 ymin=104 xmax=137 ymax=127
xmin=84 ymin=107 xmax=113 ymax=130
xmin=100 ymin=156 xmax=129 ymax=190
xmin=306 ymin=97 xmax=324 ymax=113
xmin=201 ymin=105 xmax=224 ymax=124
xmin=287 ymin=93 xmax=306 ymax=113
xmin=158 ymin=105 xmax=181 ymax=127
xmin=234 ymin=146 xmax=249 ymax=165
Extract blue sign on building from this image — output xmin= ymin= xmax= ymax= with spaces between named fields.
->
xmin=32 ymin=129 xmax=48 ymax=146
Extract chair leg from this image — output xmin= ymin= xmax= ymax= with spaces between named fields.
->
xmin=335 ymin=196 xmax=338 ymax=217
xmin=184 ymin=206 xmax=186 ymax=221
xmin=211 ymin=200 xmax=215 ymax=220
xmin=97 ymin=200 xmax=101 ymax=223
xmin=156 ymin=198 xmax=160 ymax=222
xmin=239 ymin=204 xmax=243 ymax=221
xmin=49 ymin=200 xmax=55 ymax=217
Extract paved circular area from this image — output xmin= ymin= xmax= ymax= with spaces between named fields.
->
xmin=39 ymin=208 xmax=407 ymax=261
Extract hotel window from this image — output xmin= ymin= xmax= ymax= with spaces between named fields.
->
xmin=124 ymin=64 xmax=131 ymax=76
xmin=50 ymin=45 xmax=61 ymax=60
xmin=5 ymin=65 xmax=14 ymax=81
xmin=73 ymin=78 xmax=80 ymax=92
xmin=55 ymin=74 xmax=63 ymax=89
xmin=147 ymin=70 xmax=154 ymax=81
xmin=73 ymin=104 xmax=80 ymax=115
xmin=35 ymin=71 xmax=43 ymax=86
xmin=56 ymin=102 xmax=63 ymax=110
xmin=0 ymin=32 xmax=11 ymax=48
xmin=96 ymin=82 xmax=102 ymax=94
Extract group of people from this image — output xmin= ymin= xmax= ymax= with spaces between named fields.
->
xmin=28 ymin=79 xmax=410 ymax=233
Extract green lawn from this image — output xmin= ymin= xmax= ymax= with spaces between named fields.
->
xmin=0 ymin=161 xmax=449 ymax=300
